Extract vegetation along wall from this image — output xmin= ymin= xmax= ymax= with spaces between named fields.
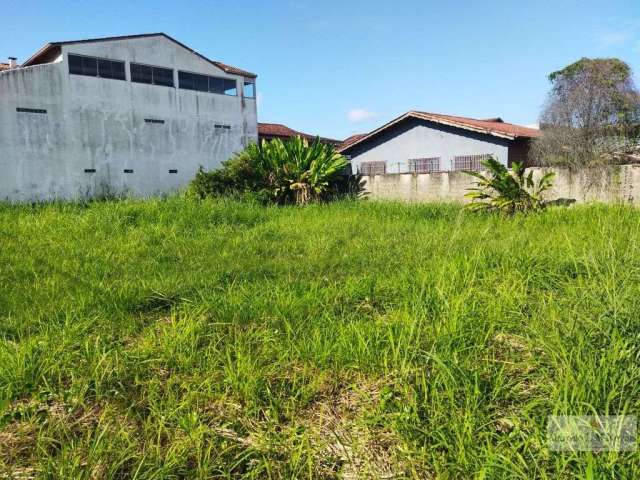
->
xmin=362 ymin=164 xmax=640 ymax=204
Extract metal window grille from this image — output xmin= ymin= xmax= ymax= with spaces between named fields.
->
xmin=359 ymin=161 xmax=386 ymax=175
xmin=408 ymin=157 xmax=440 ymax=173
xmin=452 ymin=154 xmax=492 ymax=171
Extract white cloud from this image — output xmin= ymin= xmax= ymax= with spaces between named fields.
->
xmin=595 ymin=18 xmax=640 ymax=49
xmin=526 ymin=123 xmax=540 ymax=130
xmin=347 ymin=108 xmax=379 ymax=123
xmin=597 ymin=31 xmax=633 ymax=48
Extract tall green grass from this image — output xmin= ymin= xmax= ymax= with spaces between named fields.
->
xmin=1 ymin=198 xmax=639 ymax=478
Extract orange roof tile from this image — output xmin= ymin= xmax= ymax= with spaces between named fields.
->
xmin=338 ymin=111 xmax=540 ymax=152
xmin=258 ymin=123 xmax=340 ymax=145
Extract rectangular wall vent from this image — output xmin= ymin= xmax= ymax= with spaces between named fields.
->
xmin=144 ymin=119 xmax=165 ymax=124
xmin=124 ymin=169 xmax=134 ymax=173
xmin=17 ymin=108 xmax=47 ymax=114
xmin=169 ymin=169 xmax=178 ymax=174
xmin=84 ymin=168 xmax=96 ymax=173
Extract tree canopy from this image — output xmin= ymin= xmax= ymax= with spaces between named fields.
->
xmin=533 ymin=57 xmax=640 ymax=167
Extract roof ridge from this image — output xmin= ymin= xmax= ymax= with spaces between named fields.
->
xmin=21 ymin=32 xmax=256 ymax=77
xmin=414 ymin=111 xmax=533 ymax=129
xmin=339 ymin=110 xmax=540 ymax=152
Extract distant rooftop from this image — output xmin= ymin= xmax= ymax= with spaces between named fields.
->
xmin=338 ymin=111 xmax=540 ymax=152
xmin=338 ymin=134 xmax=368 ymax=150
xmin=258 ymin=123 xmax=340 ymax=145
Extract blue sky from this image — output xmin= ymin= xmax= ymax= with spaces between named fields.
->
xmin=2 ymin=0 xmax=639 ymax=140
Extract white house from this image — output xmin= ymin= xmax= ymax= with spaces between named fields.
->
xmin=338 ymin=111 xmax=540 ymax=175
xmin=0 ymin=33 xmax=258 ymax=201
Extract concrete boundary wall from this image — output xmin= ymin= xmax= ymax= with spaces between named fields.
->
xmin=362 ymin=165 xmax=640 ymax=204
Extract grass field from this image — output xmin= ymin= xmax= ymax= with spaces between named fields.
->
xmin=1 ymin=197 xmax=640 ymax=479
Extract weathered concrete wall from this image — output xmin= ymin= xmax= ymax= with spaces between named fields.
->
xmin=362 ymin=165 xmax=640 ymax=204
xmin=347 ymin=117 xmax=511 ymax=174
xmin=0 ymin=36 xmax=257 ymax=201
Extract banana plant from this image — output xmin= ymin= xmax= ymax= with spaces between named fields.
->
xmin=464 ymin=158 xmax=556 ymax=214
xmin=242 ymin=136 xmax=349 ymax=204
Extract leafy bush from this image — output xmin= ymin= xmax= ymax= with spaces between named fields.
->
xmin=188 ymin=136 xmax=357 ymax=205
xmin=188 ymin=152 xmax=263 ymax=201
xmin=464 ymin=158 xmax=556 ymax=214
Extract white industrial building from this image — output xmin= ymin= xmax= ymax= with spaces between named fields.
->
xmin=0 ymin=33 xmax=258 ymax=201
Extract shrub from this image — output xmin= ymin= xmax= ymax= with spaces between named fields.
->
xmin=464 ymin=158 xmax=556 ymax=214
xmin=187 ymin=151 xmax=263 ymax=201
xmin=188 ymin=136 xmax=355 ymax=205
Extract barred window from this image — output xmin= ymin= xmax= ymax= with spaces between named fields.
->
xmin=359 ymin=161 xmax=386 ymax=175
xmin=409 ymin=157 xmax=440 ymax=173
xmin=453 ymin=154 xmax=493 ymax=171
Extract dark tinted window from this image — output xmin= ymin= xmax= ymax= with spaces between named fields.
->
xmin=195 ymin=74 xmax=209 ymax=92
xmin=131 ymin=63 xmax=153 ymax=84
xmin=68 ymin=54 xmax=83 ymax=74
xmin=208 ymin=77 xmax=224 ymax=94
xmin=179 ymin=71 xmax=208 ymax=92
xmin=131 ymin=63 xmax=174 ymax=87
xmin=179 ymin=71 xmax=237 ymax=95
xmin=178 ymin=71 xmax=195 ymax=90
xmin=98 ymin=58 xmax=125 ymax=80
xmin=152 ymin=67 xmax=174 ymax=87
xmin=69 ymin=54 xmax=97 ymax=76
xmin=68 ymin=54 xmax=124 ymax=80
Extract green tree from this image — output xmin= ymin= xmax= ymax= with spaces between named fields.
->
xmin=533 ymin=57 xmax=640 ymax=167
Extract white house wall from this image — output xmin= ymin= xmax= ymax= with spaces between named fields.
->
xmin=347 ymin=117 xmax=510 ymax=174
xmin=0 ymin=35 xmax=257 ymax=201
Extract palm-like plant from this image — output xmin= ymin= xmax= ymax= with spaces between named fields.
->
xmin=282 ymin=136 xmax=349 ymax=204
xmin=188 ymin=136 xmax=351 ymax=204
xmin=464 ymin=158 xmax=555 ymax=214
xmin=238 ymin=136 xmax=349 ymax=204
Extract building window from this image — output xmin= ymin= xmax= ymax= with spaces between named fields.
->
xmin=209 ymin=77 xmax=237 ymax=95
xmin=359 ymin=161 xmax=386 ymax=175
xmin=452 ymin=154 xmax=492 ymax=171
xmin=98 ymin=58 xmax=126 ymax=80
xmin=178 ymin=71 xmax=237 ymax=96
xmin=68 ymin=54 xmax=125 ymax=80
xmin=178 ymin=71 xmax=205 ymax=91
xmin=243 ymin=80 xmax=255 ymax=98
xmin=409 ymin=157 xmax=440 ymax=173
xmin=131 ymin=63 xmax=174 ymax=87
